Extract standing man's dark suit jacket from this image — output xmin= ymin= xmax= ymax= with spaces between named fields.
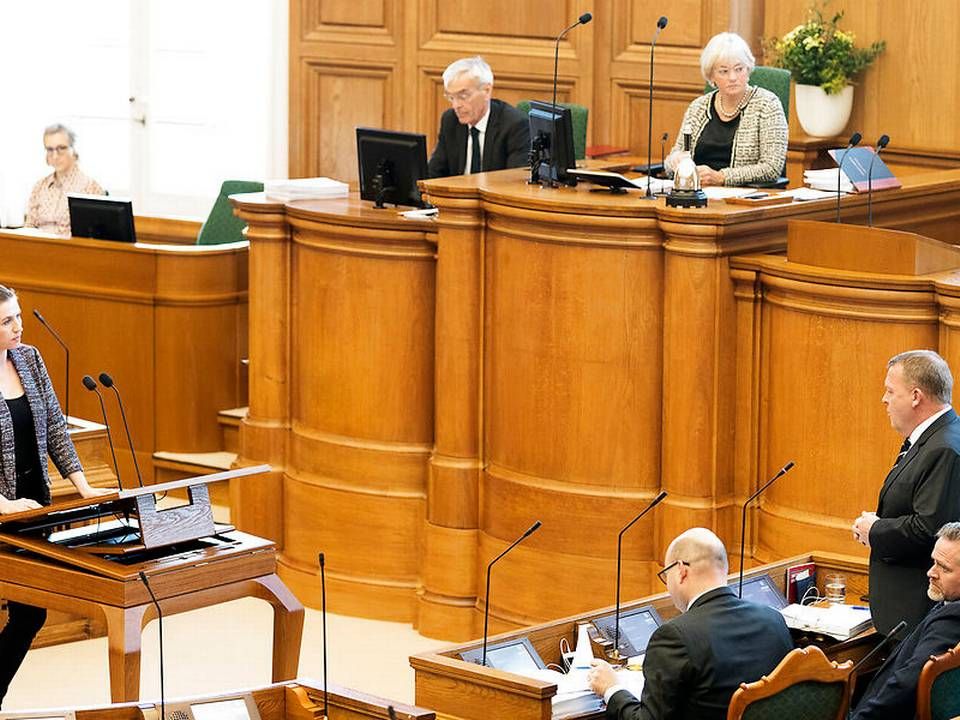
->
xmin=605 ymin=586 xmax=793 ymax=720
xmin=427 ymin=98 xmax=529 ymax=178
xmin=869 ymin=409 xmax=960 ymax=635
xmin=852 ymin=600 xmax=960 ymax=719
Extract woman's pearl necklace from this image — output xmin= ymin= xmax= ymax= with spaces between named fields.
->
xmin=717 ymin=92 xmax=745 ymax=118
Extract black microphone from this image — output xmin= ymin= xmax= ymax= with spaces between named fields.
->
xmin=613 ymin=491 xmax=667 ymax=659
xmin=82 ymin=375 xmax=123 ymax=490
xmin=318 ymin=552 xmax=329 ymax=720
xmin=659 ymin=132 xmax=668 ymax=180
xmin=852 ymin=619 xmax=907 ymax=673
xmin=643 ymin=17 xmax=669 ymax=199
xmin=551 ymin=12 xmax=593 ymax=112
xmin=867 ymin=134 xmax=890 ymax=227
xmin=32 ymin=309 xmax=70 ymax=422
xmin=738 ymin=461 xmax=796 ymax=597
xmin=835 ymin=132 xmax=862 ymax=222
xmin=98 ymin=372 xmax=144 ymax=487
xmin=481 ymin=520 xmax=542 ymax=666
xmin=387 ymin=707 xmax=398 ymax=720
xmin=139 ymin=571 xmax=165 ymax=720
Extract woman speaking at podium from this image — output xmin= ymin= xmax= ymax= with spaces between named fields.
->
xmin=0 ymin=284 xmax=111 ymax=707
xmin=664 ymin=32 xmax=788 ymax=187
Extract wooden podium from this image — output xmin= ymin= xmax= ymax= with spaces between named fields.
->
xmin=0 ymin=466 xmax=304 ymax=703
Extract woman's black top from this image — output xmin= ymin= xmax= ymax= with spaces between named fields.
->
xmin=5 ymin=394 xmax=45 ymax=504
xmin=694 ymin=110 xmax=741 ymax=171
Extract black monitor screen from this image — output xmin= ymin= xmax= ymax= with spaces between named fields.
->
xmin=527 ymin=100 xmax=576 ymax=185
xmin=735 ymin=574 xmax=789 ymax=610
xmin=68 ymin=194 xmax=136 ymax=242
xmin=356 ymin=127 xmax=429 ymax=209
xmin=592 ymin=605 xmax=663 ymax=658
xmin=458 ymin=637 xmax=546 ymax=672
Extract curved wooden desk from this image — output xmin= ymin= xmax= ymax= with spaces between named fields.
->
xmin=230 ymin=170 xmax=960 ymax=641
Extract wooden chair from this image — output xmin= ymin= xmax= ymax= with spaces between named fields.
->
xmin=726 ymin=646 xmax=854 ymax=720
xmin=917 ymin=641 xmax=960 ymax=720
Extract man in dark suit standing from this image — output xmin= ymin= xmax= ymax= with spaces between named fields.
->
xmin=851 ymin=521 xmax=960 ymax=719
xmin=852 ymin=350 xmax=960 ymax=635
xmin=586 ymin=528 xmax=793 ymax=720
xmin=427 ymin=56 xmax=529 ymax=179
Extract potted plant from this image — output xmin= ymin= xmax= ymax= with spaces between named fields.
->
xmin=765 ymin=2 xmax=885 ymax=137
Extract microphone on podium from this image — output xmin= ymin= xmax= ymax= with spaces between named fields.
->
xmin=32 ymin=309 xmax=71 ymax=421
xmin=98 ymin=372 xmax=144 ymax=487
xmin=738 ymin=461 xmax=795 ymax=597
xmin=867 ymin=134 xmax=890 ymax=227
xmin=835 ymin=132 xmax=862 ymax=222
xmin=139 ymin=571 xmax=166 ymax=720
xmin=82 ymin=374 xmax=123 ymax=490
xmin=551 ymin=12 xmax=593 ymax=112
xmin=612 ymin=490 xmax=667 ymax=660
xmin=318 ymin=552 xmax=329 ymax=720
xmin=853 ymin=619 xmax=907 ymax=672
xmin=481 ymin=520 xmax=542 ymax=667
xmin=643 ymin=16 xmax=669 ymax=199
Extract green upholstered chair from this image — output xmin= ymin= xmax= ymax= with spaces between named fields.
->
xmin=196 ymin=179 xmax=264 ymax=245
xmin=703 ymin=65 xmax=792 ymax=188
xmin=516 ymin=100 xmax=589 ymax=161
xmin=917 ymin=641 xmax=960 ymax=720
xmin=726 ymin=646 xmax=854 ymax=720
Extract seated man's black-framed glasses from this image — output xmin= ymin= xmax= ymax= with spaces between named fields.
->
xmin=656 ymin=559 xmax=690 ymax=585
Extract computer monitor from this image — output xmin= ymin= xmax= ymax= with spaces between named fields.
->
xmin=591 ymin=604 xmax=664 ymax=658
xmin=356 ymin=127 xmax=429 ymax=209
xmin=68 ymin=194 xmax=136 ymax=242
xmin=735 ymin=573 xmax=789 ymax=610
xmin=458 ymin=636 xmax=547 ymax=672
xmin=527 ymin=100 xmax=577 ymax=186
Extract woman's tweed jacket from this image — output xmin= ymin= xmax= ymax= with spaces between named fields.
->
xmin=0 ymin=344 xmax=81 ymax=505
xmin=667 ymin=85 xmax=788 ymax=186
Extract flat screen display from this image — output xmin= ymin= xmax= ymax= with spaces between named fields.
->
xmin=592 ymin=605 xmax=663 ymax=658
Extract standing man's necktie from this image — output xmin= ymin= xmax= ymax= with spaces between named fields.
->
xmin=894 ymin=437 xmax=911 ymax=466
xmin=470 ymin=126 xmax=481 ymax=174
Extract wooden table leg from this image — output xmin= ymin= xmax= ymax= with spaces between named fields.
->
xmin=102 ymin=604 xmax=148 ymax=703
xmin=250 ymin=574 xmax=305 ymax=682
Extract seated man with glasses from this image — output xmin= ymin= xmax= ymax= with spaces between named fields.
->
xmin=24 ymin=123 xmax=105 ymax=237
xmin=427 ymin=56 xmax=529 ymax=179
xmin=587 ymin=527 xmax=793 ymax=720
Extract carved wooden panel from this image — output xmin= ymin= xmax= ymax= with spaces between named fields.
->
xmin=300 ymin=0 xmax=395 ymax=45
xmin=631 ymin=1 xmax=704 ymax=49
xmin=435 ymin=1 xmax=568 ymax=39
xmin=613 ymin=81 xmax=692 ymax=156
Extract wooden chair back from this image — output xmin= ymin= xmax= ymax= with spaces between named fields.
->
xmin=917 ymin=640 xmax=960 ymax=720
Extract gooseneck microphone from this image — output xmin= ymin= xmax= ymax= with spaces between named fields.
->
xmin=835 ymin=132 xmax=862 ymax=223
xmin=853 ymin=619 xmax=907 ymax=672
xmin=139 ymin=571 xmax=165 ymax=720
xmin=738 ymin=461 xmax=796 ymax=597
xmin=643 ymin=16 xmax=668 ymax=200
xmin=318 ymin=552 xmax=329 ymax=720
xmin=32 ymin=309 xmax=70 ymax=421
xmin=481 ymin=520 xmax=542 ymax=667
xmin=867 ymin=134 xmax=890 ymax=227
xmin=552 ymin=12 xmax=593 ymax=113
xmin=98 ymin=372 xmax=143 ymax=487
xmin=82 ymin=375 xmax=122 ymax=490
xmin=613 ymin=491 xmax=667 ymax=659
xmin=660 ymin=132 xmax=669 ymax=180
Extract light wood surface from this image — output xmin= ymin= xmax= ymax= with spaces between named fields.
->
xmin=289 ymin=0 xmax=960 ymax=186
xmin=0 ymin=221 xmax=248 ymax=484
xmin=232 ymin=165 xmax=960 ymax=642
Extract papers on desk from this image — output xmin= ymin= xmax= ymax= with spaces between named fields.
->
xmin=510 ymin=668 xmax=602 ymax=719
xmin=264 ymin=177 xmax=349 ymax=201
xmin=781 ymin=603 xmax=873 ymax=640
xmin=803 ymin=168 xmax=854 ymax=193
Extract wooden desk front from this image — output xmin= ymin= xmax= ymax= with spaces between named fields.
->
xmin=0 ymin=223 xmax=248 ymax=484
xmin=411 ymin=553 xmax=871 ymax=720
xmin=229 ymin=170 xmax=960 ymax=642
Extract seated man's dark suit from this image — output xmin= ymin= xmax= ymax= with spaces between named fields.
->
xmin=869 ymin=410 xmax=960 ymax=635
xmin=427 ymin=98 xmax=529 ymax=178
xmin=605 ymin=586 xmax=793 ymax=720
xmin=851 ymin=599 xmax=960 ymax=719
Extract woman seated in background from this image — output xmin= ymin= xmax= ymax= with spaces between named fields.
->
xmin=24 ymin=123 xmax=104 ymax=236
xmin=664 ymin=32 xmax=788 ymax=187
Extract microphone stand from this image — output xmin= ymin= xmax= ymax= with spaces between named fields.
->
xmin=738 ymin=461 xmax=795 ymax=597
xmin=319 ymin=552 xmax=329 ymax=720
xmin=139 ymin=571 xmax=165 ymax=720
xmin=867 ymin=135 xmax=890 ymax=227
xmin=852 ymin=620 xmax=907 ymax=672
xmin=32 ymin=309 xmax=70 ymax=420
xmin=99 ymin=372 xmax=144 ymax=487
xmin=835 ymin=132 xmax=862 ymax=222
xmin=612 ymin=491 xmax=667 ymax=659
xmin=82 ymin=375 xmax=123 ymax=489
xmin=482 ymin=520 xmax=542 ymax=666
xmin=548 ymin=13 xmax=592 ymax=188
xmin=643 ymin=17 xmax=668 ymax=199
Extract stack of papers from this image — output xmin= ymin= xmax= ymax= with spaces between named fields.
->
xmin=803 ymin=168 xmax=853 ymax=193
xmin=781 ymin=603 xmax=873 ymax=640
xmin=264 ymin=177 xmax=349 ymax=201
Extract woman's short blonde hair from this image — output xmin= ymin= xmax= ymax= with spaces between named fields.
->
xmin=700 ymin=32 xmax=755 ymax=86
